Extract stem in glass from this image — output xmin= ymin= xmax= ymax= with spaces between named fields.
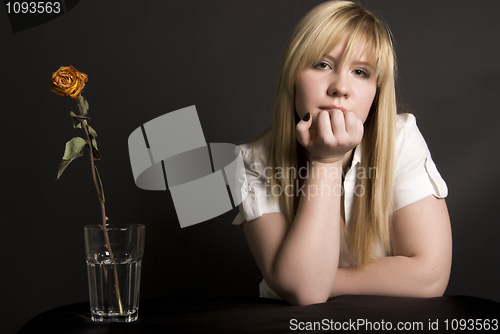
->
xmin=77 ymin=98 xmax=124 ymax=315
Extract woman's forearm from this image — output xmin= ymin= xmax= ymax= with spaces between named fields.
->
xmin=331 ymin=255 xmax=450 ymax=298
xmin=271 ymin=161 xmax=343 ymax=305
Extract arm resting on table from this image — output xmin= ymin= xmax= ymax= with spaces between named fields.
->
xmin=332 ymin=195 xmax=452 ymax=298
xmin=244 ymin=162 xmax=343 ymax=306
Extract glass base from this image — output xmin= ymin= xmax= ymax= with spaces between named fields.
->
xmin=91 ymin=310 xmax=138 ymax=322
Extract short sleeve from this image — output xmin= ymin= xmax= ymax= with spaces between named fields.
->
xmin=231 ymin=143 xmax=281 ymax=227
xmin=392 ymin=114 xmax=448 ymax=211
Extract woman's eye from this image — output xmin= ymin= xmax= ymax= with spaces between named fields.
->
xmin=353 ymin=69 xmax=370 ymax=78
xmin=314 ymin=61 xmax=331 ymax=70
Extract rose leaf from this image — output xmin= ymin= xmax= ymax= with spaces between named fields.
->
xmin=87 ymin=124 xmax=98 ymax=139
xmin=55 ymin=137 xmax=87 ymax=180
xmin=89 ymin=138 xmax=101 ymax=160
xmin=70 ymin=111 xmax=92 ymax=130
xmin=77 ymin=95 xmax=89 ymax=116
xmin=70 ymin=111 xmax=85 ymax=129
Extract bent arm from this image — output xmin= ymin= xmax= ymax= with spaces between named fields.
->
xmin=244 ymin=161 xmax=343 ymax=305
xmin=331 ymin=195 xmax=452 ymax=298
xmin=243 ymin=109 xmax=363 ymax=305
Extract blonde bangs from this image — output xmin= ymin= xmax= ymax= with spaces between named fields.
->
xmin=289 ymin=1 xmax=395 ymax=89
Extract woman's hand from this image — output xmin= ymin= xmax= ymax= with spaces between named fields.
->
xmin=296 ymin=109 xmax=363 ymax=164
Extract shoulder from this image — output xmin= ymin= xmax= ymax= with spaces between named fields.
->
xmin=394 ymin=113 xmax=429 ymax=162
xmin=237 ymin=139 xmax=271 ymax=176
xmin=233 ymin=138 xmax=282 ymax=225
xmin=395 ymin=113 xmax=418 ymax=140
xmin=238 ymin=138 xmax=268 ymax=159
xmin=391 ymin=113 xmax=448 ymax=210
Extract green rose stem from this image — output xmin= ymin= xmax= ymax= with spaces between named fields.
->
xmin=75 ymin=98 xmax=124 ymax=316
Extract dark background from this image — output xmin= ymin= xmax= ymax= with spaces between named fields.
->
xmin=1 ymin=1 xmax=499 ymax=333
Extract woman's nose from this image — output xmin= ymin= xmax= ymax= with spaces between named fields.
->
xmin=327 ymin=71 xmax=349 ymax=98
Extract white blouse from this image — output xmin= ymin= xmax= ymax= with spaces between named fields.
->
xmin=231 ymin=113 xmax=448 ymax=298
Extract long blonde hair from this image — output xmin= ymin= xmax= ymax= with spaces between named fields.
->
xmin=260 ymin=1 xmax=397 ymax=266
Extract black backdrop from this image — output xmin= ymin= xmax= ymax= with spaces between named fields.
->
xmin=1 ymin=1 xmax=499 ymax=333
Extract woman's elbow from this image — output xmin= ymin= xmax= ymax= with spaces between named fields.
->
xmin=264 ymin=269 xmax=332 ymax=305
xmin=425 ymin=275 xmax=449 ymax=297
xmin=288 ymin=290 xmax=330 ymax=306
xmin=272 ymin=281 xmax=331 ymax=306
xmin=418 ymin=265 xmax=451 ymax=298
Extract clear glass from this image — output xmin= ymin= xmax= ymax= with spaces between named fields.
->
xmin=84 ymin=224 xmax=145 ymax=322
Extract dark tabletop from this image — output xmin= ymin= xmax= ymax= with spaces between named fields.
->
xmin=17 ymin=295 xmax=500 ymax=333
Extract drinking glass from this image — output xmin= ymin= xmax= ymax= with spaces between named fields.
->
xmin=84 ymin=224 xmax=145 ymax=322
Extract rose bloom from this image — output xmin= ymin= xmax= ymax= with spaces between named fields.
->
xmin=50 ymin=66 xmax=88 ymax=99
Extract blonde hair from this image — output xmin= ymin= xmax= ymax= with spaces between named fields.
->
xmin=259 ymin=0 xmax=397 ymax=266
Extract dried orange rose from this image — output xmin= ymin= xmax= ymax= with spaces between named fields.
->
xmin=50 ymin=66 xmax=88 ymax=99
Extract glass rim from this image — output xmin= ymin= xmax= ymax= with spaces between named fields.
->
xmin=84 ymin=224 xmax=145 ymax=231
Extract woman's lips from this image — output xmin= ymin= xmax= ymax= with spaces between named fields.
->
xmin=319 ymin=105 xmax=345 ymax=112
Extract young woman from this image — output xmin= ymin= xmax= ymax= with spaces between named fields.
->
xmin=232 ymin=0 xmax=452 ymax=306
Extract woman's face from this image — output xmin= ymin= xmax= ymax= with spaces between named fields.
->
xmin=295 ymin=39 xmax=377 ymax=130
